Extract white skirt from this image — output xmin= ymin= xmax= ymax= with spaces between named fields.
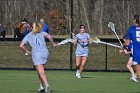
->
xmin=32 ymin=50 xmax=49 ymax=66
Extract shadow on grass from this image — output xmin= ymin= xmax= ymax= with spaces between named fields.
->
xmin=30 ymin=90 xmax=80 ymax=93
xmin=51 ymin=90 xmax=80 ymax=93
xmin=81 ymin=76 xmax=94 ymax=78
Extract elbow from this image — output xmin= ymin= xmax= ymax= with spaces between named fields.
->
xmin=19 ymin=43 xmax=24 ymax=49
xmin=47 ymin=34 xmax=53 ymax=39
xmin=19 ymin=44 xmax=23 ymax=49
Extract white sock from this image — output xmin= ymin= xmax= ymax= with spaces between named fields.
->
xmin=46 ymin=84 xmax=50 ymax=87
xmin=40 ymin=83 xmax=44 ymax=89
xmin=76 ymin=70 xmax=80 ymax=73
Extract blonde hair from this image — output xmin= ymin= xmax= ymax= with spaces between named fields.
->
xmin=32 ymin=22 xmax=43 ymax=33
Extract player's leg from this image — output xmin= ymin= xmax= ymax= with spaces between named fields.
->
xmin=76 ymin=56 xmax=81 ymax=70
xmin=79 ymin=56 xmax=87 ymax=73
xmin=126 ymin=57 xmax=135 ymax=78
xmin=135 ymin=64 xmax=140 ymax=80
xmin=127 ymin=58 xmax=139 ymax=82
xmin=75 ymin=56 xmax=81 ymax=78
xmin=132 ymin=65 xmax=138 ymax=78
xmin=38 ymin=82 xmax=45 ymax=92
xmin=36 ymin=64 xmax=50 ymax=93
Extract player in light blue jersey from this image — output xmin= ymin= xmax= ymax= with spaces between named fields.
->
xmin=75 ymin=25 xmax=90 ymax=78
xmin=125 ymin=14 xmax=140 ymax=81
xmin=20 ymin=22 xmax=57 ymax=93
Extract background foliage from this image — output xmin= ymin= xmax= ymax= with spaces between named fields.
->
xmin=1 ymin=0 xmax=140 ymax=36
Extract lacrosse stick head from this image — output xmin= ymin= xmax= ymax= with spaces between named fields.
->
xmin=57 ymin=38 xmax=74 ymax=45
xmin=90 ymin=37 xmax=101 ymax=43
xmin=108 ymin=22 xmax=115 ymax=31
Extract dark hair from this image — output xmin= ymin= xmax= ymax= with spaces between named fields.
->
xmin=133 ymin=14 xmax=140 ymax=25
xmin=79 ymin=25 xmax=85 ymax=29
xmin=123 ymin=34 xmax=127 ymax=39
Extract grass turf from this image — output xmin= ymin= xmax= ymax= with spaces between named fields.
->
xmin=0 ymin=70 xmax=139 ymax=93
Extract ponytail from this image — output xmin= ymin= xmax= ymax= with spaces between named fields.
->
xmin=133 ymin=14 xmax=140 ymax=26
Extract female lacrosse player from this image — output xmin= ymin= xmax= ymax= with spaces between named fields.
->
xmin=120 ymin=35 xmax=138 ymax=82
xmin=74 ymin=25 xmax=90 ymax=78
xmin=124 ymin=14 xmax=140 ymax=82
xmin=20 ymin=22 xmax=57 ymax=93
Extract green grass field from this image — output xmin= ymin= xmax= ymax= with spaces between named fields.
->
xmin=0 ymin=70 xmax=139 ymax=93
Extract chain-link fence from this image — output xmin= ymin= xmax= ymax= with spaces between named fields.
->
xmin=0 ymin=38 xmax=129 ymax=71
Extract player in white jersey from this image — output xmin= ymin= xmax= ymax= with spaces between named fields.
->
xmin=20 ymin=22 xmax=57 ymax=93
xmin=74 ymin=25 xmax=90 ymax=78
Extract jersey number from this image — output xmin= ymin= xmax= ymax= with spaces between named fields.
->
xmin=36 ymin=38 xmax=40 ymax=46
xmin=136 ymin=31 xmax=140 ymax=42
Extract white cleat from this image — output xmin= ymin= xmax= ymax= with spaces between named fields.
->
xmin=76 ymin=72 xmax=81 ymax=78
xmin=76 ymin=75 xmax=81 ymax=78
xmin=45 ymin=85 xmax=50 ymax=93
xmin=130 ymin=77 xmax=139 ymax=82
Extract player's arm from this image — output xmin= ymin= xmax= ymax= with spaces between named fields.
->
xmin=124 ymin=39 xmax=131 ymax=46
xmin=122 ymin=39 xmax=130 ymax=51
xmin=45 ymin=33 xmax=57 ymax=47
xmin=124 ymin=51 xmax=132 ymax=55
xmin=19 ymin=42 xmax=31 ymax=54
xmin=121 ymin=39 xmax=132 ymax=54
xmin=85 ymin=33 xmax=91 ymax=43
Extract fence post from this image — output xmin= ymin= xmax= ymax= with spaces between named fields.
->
xmin=70 ymin=0 xmax=73 ymax=70
xmin=105 ymin=44 xmax=108 ymax=71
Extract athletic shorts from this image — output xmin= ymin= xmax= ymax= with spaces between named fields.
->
xmin=32 ymin=50 xmax=49 ymax=66
xmin=133 ymin=61 xmax=138 ymax=65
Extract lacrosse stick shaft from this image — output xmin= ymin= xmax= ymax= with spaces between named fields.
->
xmin=100 ymin=41 xmax=121 ymax=48
xmin=57 ymin=38 xmax=74 ymax=45
xmin=113 ymin=31 xmax=123 ymax=46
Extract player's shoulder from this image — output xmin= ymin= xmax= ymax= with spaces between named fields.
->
xmin=84 ymin=33 xmax=90 ymax=36
xmin=128 ymin=25 xmax=136 ymax=33
xmin=41 ymin=31 xmax=48 ymax=34
xmin=24 ymin=32 xmax=32 ymax=37
xmin=76 ymin=33 xmax=80 ymax=36
xmin=129 ymin=25 xmax=136 ymax=30
xmin=85 ymin=32 xmax=90 ymax=35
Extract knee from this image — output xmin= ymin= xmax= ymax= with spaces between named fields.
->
xmin=80 ymin=64 xmax=85 ymax=68
xmin=126 ymin=64 xmax=130 ymax=69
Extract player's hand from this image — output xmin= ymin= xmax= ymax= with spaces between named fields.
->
xmin=53 ymin=43 xmax=58 ymax=47
xmin=124 ymin=49 xmax=128 ymax=54
xmin=25 ymin=50 xmax=31 ymax=56
xmin=119 ymin=49 xmax=124 ymax=53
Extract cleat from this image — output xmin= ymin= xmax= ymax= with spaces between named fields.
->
xmin=130 ymin=77 xmax=139 ymax=82
xmin=76 ymin=72 xmax=81 ymax=78
xmin=45 ymin=85 xmax=50 ymax=93
xmin=76 ymin=75 xmax=81 ymax=78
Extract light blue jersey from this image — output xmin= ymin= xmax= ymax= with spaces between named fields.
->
xmin=75 ymin=33 xmax=90 ymax=57
xmin=127 ymin=25 xmax=140 ymax=64
xmin=22 ymin=32 xmax=49 ymax=65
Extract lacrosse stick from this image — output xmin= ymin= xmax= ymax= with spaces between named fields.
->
xmin=46 ymin=38 xmax=75 ymax=48
xmin=90 ymin=37 xmax=122 ymax=48
xmin=57 ymin=38 xmax=75 ymax=45
xmin=108 ymin=22 xmax=123 ymax=46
